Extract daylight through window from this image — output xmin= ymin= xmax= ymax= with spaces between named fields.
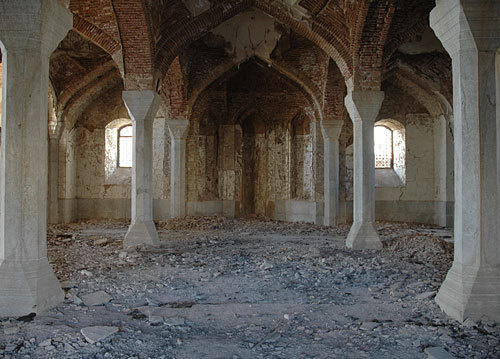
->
xmin=118 ymin=125 xmax=133 ymax=167
xmin=374 ymin=125 xmax=393 ymax=168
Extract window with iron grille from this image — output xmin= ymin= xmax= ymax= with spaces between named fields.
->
xmin=374 ymin=125 xmax=393 ymax=168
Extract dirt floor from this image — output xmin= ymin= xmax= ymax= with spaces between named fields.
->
xmin=0 ymin=217 xmax=498 ymax=359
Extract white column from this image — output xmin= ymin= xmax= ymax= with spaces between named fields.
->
xmin=123 ymin=91 xmax=161 ymax=247
xmin=0 ymin=0 xmax=72 ymax=316
xmin=430 ymin=0 xmax=500 ymax=322
xmin=321 ymin=120 xmax=343 ymax=226
xmin=433 ymin=114 xmax=454 ymax=227
xmin=344 ymin=90 xmax=385 ymax=250
xmin=48 ymin=123 xmax=62 ymax=224
xmin=167 ymin=119 xmax=189 ymax=218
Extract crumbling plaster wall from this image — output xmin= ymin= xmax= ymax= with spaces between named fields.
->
xmin=338 ymin=83 xmax=451 ymax=224
xmin=186 ymin=61 xmax=320 ymax=221
xmin=61 ymin=90 xmax=171 ymax=221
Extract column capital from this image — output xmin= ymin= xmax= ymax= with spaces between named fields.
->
xmin=167 ymin=119 xmax=189 ymax=139
xmin=122 ymin=90 xmax=162 ymax=122
xmin=320 ymin=120 xmax=343 ymax=140
xmin=0 ymin=0 xmax=73 ymax=55
xmin=344 ymin=90 xmax=384 ymax=124
xmin=430 ymin=0 xmax=500 ymax=56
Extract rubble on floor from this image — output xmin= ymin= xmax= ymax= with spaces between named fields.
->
xmin=1 ymin=217 xmax=498 ymax=359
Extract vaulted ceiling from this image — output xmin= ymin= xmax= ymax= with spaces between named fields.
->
xmin=68 ymin=0 xmax=435 ymax=91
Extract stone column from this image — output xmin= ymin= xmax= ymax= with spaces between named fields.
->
xmin=123 ymin=91 xmax=161 ymax=247
xmin=321 ymin=120 xmax=343 ymax=226
xmin=430 ymin=0 xmax=500 ymax=322
xmin=167 ymin=119 xmax=189 ymax=218
xmin=0 ymin=0 xmax=72 ymax=316
xmin=433 ymin=114 xmax=454 ymax=227
xmin=48 ymin=122 xmax=62 ymax=224
xmin=344 ymin=90 xmax=385 ymax=250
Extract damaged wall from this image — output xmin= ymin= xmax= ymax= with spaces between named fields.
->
xmin=59 ymin=89 xmax=171 ymax=221
xmin=338 ymin=82 xmax=453 ymax=225
xmin=186 ymin=60 xmax=320 ymax=221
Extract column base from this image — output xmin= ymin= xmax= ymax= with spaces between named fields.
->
xmin=436 ymin=264 xmax=500 ymax=322
xmin=0 ymin=258 xmax=64 ymax=317
xmin=124 ymin=220 xmax=160 ymax=247
xmin=324 ymin=216 xmax=337 ymax=227
xmin=346 ymin=221 xmax=382 ymax=250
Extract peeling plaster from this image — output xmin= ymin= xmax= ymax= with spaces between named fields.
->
xmin=211 ymin=9 xmax=283 ymax=63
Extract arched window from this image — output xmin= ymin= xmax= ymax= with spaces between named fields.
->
xmin=374 ymin=125 xmax=393 ymax=169
xmin=118 ymin=125 xmax=132 ymax=167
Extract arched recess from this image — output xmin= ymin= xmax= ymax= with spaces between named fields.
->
xmin=373 ymin=68 xmax=454 ymax=226
xmin=389 ymin=66 xmax=454 ymax=226
xmin=155 ymin=2 xmax=351 ymax=86
xmin=186 ymin=59 xmax=321 ymax=222
xmin=57 ymin=76 xmax=124 ymax=223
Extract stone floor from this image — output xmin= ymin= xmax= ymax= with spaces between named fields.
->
xmin=0 ymin=217 xmax=498 ymax=359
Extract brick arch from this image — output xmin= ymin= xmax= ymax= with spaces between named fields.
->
xmin=60 ymin=70 xmax=123 ymax=134
xmin=72 ymin=14 xmax=121 ymax=55
xmin=387 ymin=66 xmax=451 ymax=119
xmin=382 ymin=18 xmax=429 ymax=66
xmin=111 ymin=0 xmax=155 ymax=90
xmin=352 ymin=0 xmax=396 ymax=90
xmin=187 ymin=57 xmax=324 ymax=123
xmin=155 ymin=1 xmax=352 ymax=85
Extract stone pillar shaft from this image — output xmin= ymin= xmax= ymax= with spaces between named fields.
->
xmin=0 ymin=0 xmax=72 ymax=316
xmin=321 ymin=121 xmax=343 ymax=226
xmin=48 ymin=134 xmax=60 ymax=224
xmin=430 ymin=0 xmax=500 ymax=322
xmin=167 ymin=119 xmax=189 ymax=218
xmin=123 ymin=91 xmax=161 ymax=247
xmin=344 ymin=90 xmax=384 ymax=250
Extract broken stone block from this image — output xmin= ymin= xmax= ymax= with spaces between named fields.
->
xmin=81 ymin=291 xmax=112 ymax=306
xmin=81 ymin=326 xmax=119 ymax=344
xmin=416 ymin=291 xmax=437 ymax=300
xmin=424 ymin=347 xmax=455 ymax=359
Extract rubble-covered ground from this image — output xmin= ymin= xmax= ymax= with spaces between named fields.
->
xmin=1 ymin=217 xmax=498 ymax=359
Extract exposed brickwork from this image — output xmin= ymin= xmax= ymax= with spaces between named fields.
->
xmin=390 ymin=52 xmax=452 ymax=105
xmin=63 ymin=0 xmax=450 ymax=96
xmin=111 ymin=0 xmax=156 ymax=89
xmin=324 ymin=60 xmax=347 ymax=121
xmin=187 ymin=60 xmax=316 ymax=216
xmin=72 ymin=14 xmax=121 ymax=55
xmin=70 ymin=0 xmax=120 ymax=46
xmin=162 ymin=56 xmax=188 ymax=119
xmin=382 ymin=0 xmax=435 ymax=65
xmin=50 ymin=31 xmax=112 ymax=98
xmin=168 ymin=30 xmax=328 ymax=122
xmin=352 ymin=0 xmax=396 ymax=90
